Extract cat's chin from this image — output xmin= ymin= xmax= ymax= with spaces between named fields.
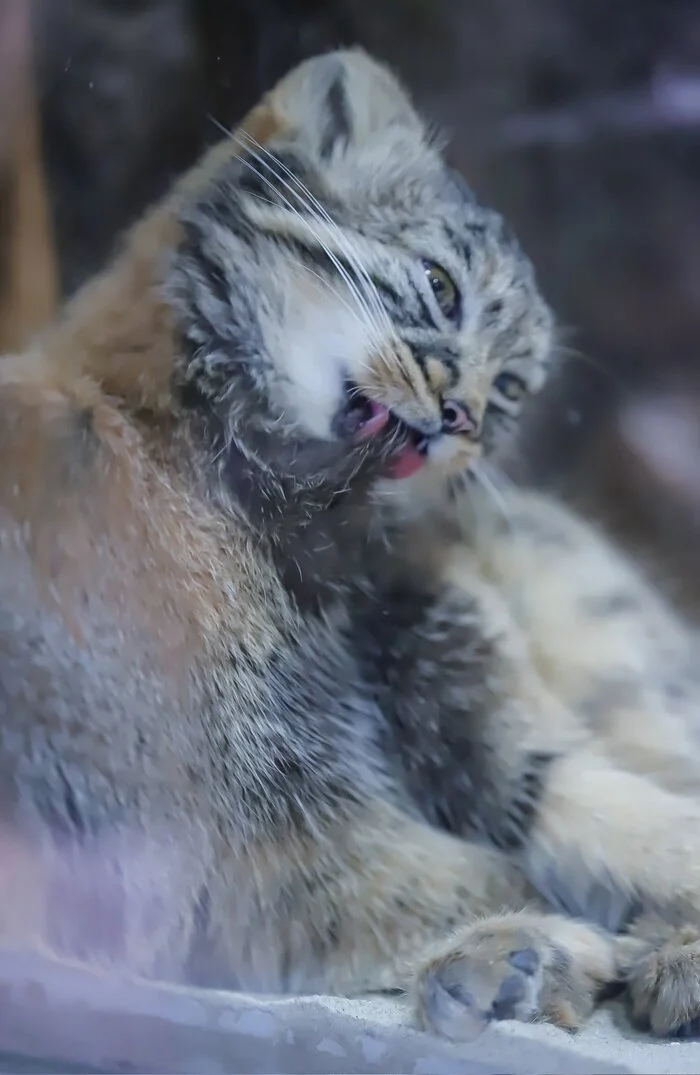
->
xmin=371 ymin=463 xmax=456 ymax=518
xmin=382 ymin=441 xmax=430 ymax=480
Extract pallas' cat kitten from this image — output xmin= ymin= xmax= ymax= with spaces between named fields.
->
xmin=2 ymin=48 xmax=700 ymax=1039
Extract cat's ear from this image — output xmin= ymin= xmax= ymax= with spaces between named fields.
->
xmin=242 ymin=48 xmax=425 ymax=161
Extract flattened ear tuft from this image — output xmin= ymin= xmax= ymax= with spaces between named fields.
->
xmin=262 ymin=48 xmax=425 ymax=160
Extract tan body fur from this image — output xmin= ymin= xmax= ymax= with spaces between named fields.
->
xmin=1 ymin=49 xmax=700 ymax=1043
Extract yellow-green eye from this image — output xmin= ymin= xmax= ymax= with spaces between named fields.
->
xmin=494 ymin=372 xmax=527 ymax=403
xmin=422 ymin=260 xmax=460 ymax=322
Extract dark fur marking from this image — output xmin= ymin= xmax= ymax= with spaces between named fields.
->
xmin=661 ymin=672 xmax=698 ymax=704
xmin=414 ymin=287 xmax=438 ymax=330
xmin=533 ymin=865 xmax=640 ymax=933
xmin=490 ymin=751 xmax=555 ymax=852
xmin=177 ymin=379 xmax=212 ymax=413
xmin=75 ymin=407 xmax=94 ymax=440
xmin=222 ymin=148 xmax=311 ymax=219
xmin=67 ymin=408 xmax=98 ymax=475
xmin=372 ymin=277 xmax=433 ymax=332
xmin=194 ymin=248 xmax=234 ymax=316
xmin=371 ymin=277 xmax=403 ymax=310
xmin=582 ymin=592 xmax=639 ymax=618
xmin=34 ymin=764 xmax=87 ymax=839
xmin=191 ymin=184 xmax=252 ymax=246
xmin=358 ymin=581 xmax=556 ymax=848
xmin=412 ymin=340 xmax=461 ymax=383
xmin=444 ymin=222 xmax=472 ymax=269
xmin=320 ymin=71 xmax=351 ymax=160
xmin=44 ymin=407 xmax=98 ymax=492
xmin=193 ymin=885 xmax=211 ymax=936
xmin=58 ymin=764 xmax=86 ymax=836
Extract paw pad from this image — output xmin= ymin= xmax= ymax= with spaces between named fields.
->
xmin=508 ymin=947 xmax=539 ymax=976
xmin=491 ymin=973 xmax=527 ymax=1019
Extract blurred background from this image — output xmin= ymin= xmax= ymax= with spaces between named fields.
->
xmin=4 ymin=0 xmax=700 ymax=611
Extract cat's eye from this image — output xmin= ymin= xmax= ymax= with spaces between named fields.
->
xmin=494 ymin=372 xmax=527 ymax=403
xmin=422 ymin=260 xmax=461 ymax=322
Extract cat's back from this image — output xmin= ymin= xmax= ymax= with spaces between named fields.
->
xmin=0 ymin=341 xmax=292 ymax=808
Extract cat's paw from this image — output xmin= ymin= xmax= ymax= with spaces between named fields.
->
xmin=414 ymin=914 xmax=608 ymax=1041
xmin=625 ymin=921 xmax=700 ymax=1038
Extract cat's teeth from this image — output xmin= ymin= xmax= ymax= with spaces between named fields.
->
xmin=353 ymin=399 xmax=390 ymax=441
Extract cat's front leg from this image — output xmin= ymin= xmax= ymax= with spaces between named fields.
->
xmin=370 ymin=549 xmax=700 ymax=1038
xmin=472 ymin=486 xmax=700 ymax=791
xmin=363 ymin=557 xmax=621 ymax=1035
xmin=516 ymin=745 xmax=700 ymax=1037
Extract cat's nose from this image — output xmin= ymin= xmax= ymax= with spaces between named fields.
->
xmin=441 ymin=399 xmax=480 ymax=439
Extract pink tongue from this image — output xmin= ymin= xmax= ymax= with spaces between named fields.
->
xmin=385 ymin=443 xmax=427 ymax=480
xmin=352 ymin=399 xmax=428 ymax=480
xmin=355 ymin=401 xmax=390 ymax=441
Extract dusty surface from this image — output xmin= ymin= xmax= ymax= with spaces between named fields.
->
xmin=318 ymin=993 xmax=700 ymax=1075
xmin=2 ymin=949 xmax=700 ymax=1073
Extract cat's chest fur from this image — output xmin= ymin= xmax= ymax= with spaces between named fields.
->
xmin=333 ymin=519 xmax=553 ymax=848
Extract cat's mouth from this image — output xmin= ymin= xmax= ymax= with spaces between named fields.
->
xmin=338 ymin=382 xmax=430 ymax=480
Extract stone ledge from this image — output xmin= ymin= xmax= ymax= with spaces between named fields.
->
xmin=0 ymin=948 xmax=669 ymax=1074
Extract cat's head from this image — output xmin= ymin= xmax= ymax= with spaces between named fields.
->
xmin=168 ymin=49 xmax=554 ymax=510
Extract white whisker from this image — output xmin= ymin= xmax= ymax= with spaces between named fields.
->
xmin=477 ymin=459 xmax=517 ymax=494
xmin=237 ymin=129 xmax=394 ymax=352
xmin=470 ymin=462 xmax=513 ymax=529
xmin=230 ymin=129 xmax=399 ymax=385
xmin=208 ymin=119 xmax=369 ymax=325
xmin=230 ymin=132 xmax=387 ymax=351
